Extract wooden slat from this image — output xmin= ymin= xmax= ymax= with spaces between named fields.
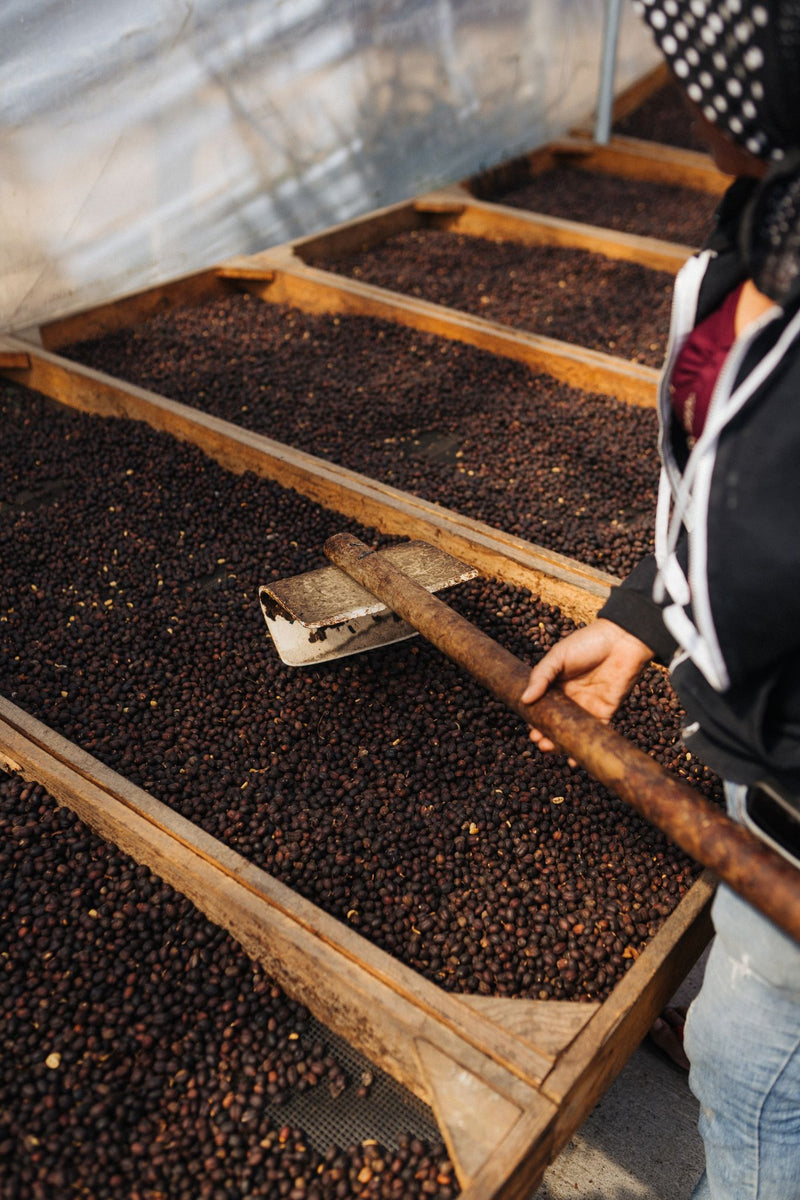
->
xmin=541 ymin=873 xmax=714 ymax=1110
xmin=37 ymin=270 xmax=233 ymax=351
xmin=0 ymin=349 xmax=31 ymax=369
xmin=0 ymin=335 xmax=615 ymax=624
xmin=549 ymin=135 xmax=728 ymax=195
xmin=222 ymin=246 xmax=660 ymax=408
xmin=459 ymin=996 xmax=600 ymax=1059
xmin=416 ymin=188 xmax=693 ymax=272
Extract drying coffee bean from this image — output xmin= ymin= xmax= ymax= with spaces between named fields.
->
xmin=480 ymin=165 xmax=717 ymax=247
xmin=0 ymin=772 xmax=456 ymax=1198
xmin=62 ymin=293 xmax=661 ymax=578
xmin=0 ymin=383 xmax=721 ymax=1016
xmin=320 ymin=230 xmax=673 ymax=368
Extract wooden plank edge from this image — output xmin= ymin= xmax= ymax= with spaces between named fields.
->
xmin=33 ymin=270 xmax=234 ymax=351
xmin=0 ymin=697 xmax=553 ymax=1108
xmin=541 ymin=872 xmax=714 ymax=1116
xmin=0 ymin=337 xmax=616 ymax=625
xmin=549 ymin=135 xmax=728 ymax=195
xmin=0 ymin=349 xmax=31 ymax=369
xmin=415 ymin=190 xmax=693 ymax=273
xmin=237 ymin=256 xmax=660 ymax=408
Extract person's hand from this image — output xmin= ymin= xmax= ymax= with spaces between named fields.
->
xmin=521 ymin=618 xmax=653 ymax=755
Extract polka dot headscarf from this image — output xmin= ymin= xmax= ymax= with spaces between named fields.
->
xmin=632 ymin=0 xmax=800 ymax=161
xmin=634 ymin=0 xmax=800 ymax=305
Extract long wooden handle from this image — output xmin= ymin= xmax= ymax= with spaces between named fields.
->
xmin=324 ymin=532 xmax=800 ymax=943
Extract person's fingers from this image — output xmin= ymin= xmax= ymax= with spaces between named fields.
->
xmin=528 ymin=725 xmax=558 ymax=753
xmin=523 ymin=651 xmax=571 ymax=753
xmin=521 ymin=656 xmax=561 ymax=706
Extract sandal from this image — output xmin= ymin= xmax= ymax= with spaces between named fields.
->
xmin=647 ymin=1005 xmax=690 ymax=1072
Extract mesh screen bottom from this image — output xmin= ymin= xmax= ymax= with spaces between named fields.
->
xmin=275 ymin=1017 xmax=442 ymax=1154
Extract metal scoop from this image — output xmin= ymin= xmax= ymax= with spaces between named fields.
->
xmin=259 ymin=539 xmax=477 ymax=666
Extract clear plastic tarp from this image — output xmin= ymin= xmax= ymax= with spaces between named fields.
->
xmin=0 ymin=0 xmax=657 ymax=332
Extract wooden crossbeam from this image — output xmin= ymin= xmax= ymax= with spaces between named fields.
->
xmin=415 ymin=189 xmax=693 ymax=273
xmin=222 ymin=246 xmax=660 ymax=409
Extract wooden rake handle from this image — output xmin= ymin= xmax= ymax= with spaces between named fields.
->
xmin=324 ymin=532 xmax=800 ymax=944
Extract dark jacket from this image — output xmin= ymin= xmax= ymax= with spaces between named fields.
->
xmin=600 ymin=179 xmax=800 ymax=791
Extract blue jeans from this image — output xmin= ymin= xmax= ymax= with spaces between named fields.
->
xmin=686 ymin=783 xmax=800 ymax=1199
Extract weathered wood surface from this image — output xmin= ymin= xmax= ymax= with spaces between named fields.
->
xmin=459 ymin=996 xmax=600 ymax=1060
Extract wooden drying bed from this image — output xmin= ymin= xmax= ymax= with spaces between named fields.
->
xmin=0 ymin=334 xmax=612 ymax=624
xmin=0 ymin=118 xmax=727 ymax=1198
xmin=31 ymin=166 xmax=703 ymax=409
xmin=0 ymin=685 xmax=714 ymax=1199
xmin=218 ymin=184 xmax=673 ymax=409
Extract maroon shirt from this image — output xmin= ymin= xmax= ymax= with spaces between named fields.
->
xmin=670 ymin=282 xmax=744 ymax=441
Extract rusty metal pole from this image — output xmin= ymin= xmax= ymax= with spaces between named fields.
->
xmin=324 ymin=532 xmax=800 ymax=944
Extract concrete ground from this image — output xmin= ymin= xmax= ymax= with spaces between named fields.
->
xmin=533 ymin=953 xmax=709 ymax=1200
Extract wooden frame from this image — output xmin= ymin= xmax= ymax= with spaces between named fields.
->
xmin=467 ymin=135 xmax=728 ymax=205
xmin=0 ymin=653 xmax=713 ymax=1199
xmin=32 ymin=188 xmax=694 ymax=409
xmin=227 ymin=248 xmax=662 ymax=409
xmin=0 ymin=120 xmax=723 ymax=1196
xmin=30 ymin=137 xmax=724 ymax=412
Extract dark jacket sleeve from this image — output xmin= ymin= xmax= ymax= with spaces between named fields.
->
xmin=597 ymin=555 xmax=679 ymax=666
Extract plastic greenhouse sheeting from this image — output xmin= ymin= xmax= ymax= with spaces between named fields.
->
xmin=0 ymin=0 xmax=657 ymax=332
